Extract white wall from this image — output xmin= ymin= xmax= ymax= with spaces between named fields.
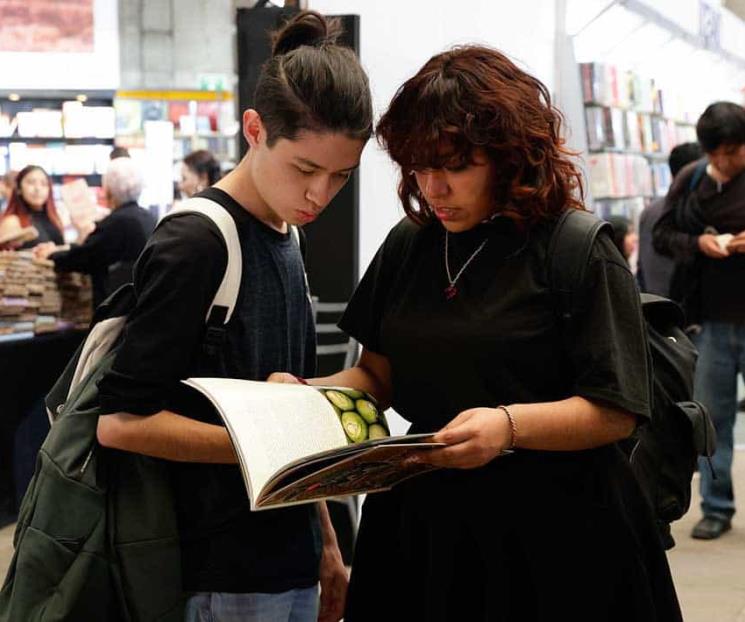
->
xmin=0 ymin=0 xmax=120 ymax=90
xmin=310 ymin=0 xmax=558 ymax=433
xmin=309 ymin=0 xmax=558 ymax=274
xmin=119 ymin=0 xmax=235 ymax=89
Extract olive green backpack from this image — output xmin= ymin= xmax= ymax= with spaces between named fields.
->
xmin=0 ymin=198 xmax=243 ymax=621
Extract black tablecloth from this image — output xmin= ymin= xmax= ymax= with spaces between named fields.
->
xmin=0 ymin=330 xmax=86 ymax=527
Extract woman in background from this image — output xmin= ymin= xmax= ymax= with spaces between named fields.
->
xmin=179 ymin=149 xmax=222 ymax=198
xmin=0 ymin=165 xmax=64 ymax=249
xmin=607 ymin=214 xmax=639 ymax=264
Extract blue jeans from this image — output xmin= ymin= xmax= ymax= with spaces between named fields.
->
xmin=184 ymin=586 xmax=319 ymax=622
xmin=693 ymin=321 xmax=745 ymax=520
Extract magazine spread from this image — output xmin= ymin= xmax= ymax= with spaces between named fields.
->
xmin=183 ymin=377 xmax=445 ymax=510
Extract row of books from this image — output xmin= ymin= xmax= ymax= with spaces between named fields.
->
xmin=172 ymin=134 xmax=238 ymax=162
xmin=592 ymin=196 xmax=646 ymax=223
xmin=586 ymin=152 xmax=654 ymax=199
xmin=580 ymin=62 xmax=700 ymax=123
xmin=580 ymin=62 xmax=662 ymax=114
xmin=650 ymin=161 xmax=674 ymax=198
xmin=585 ymin=106 xmax=697 ymax=154
xmin=0 ymin=252 xmax=92 ymax=339
xmin=0 ymin=102 xmax=116 ymax=139
xmin=114 ymin=99 xmax=238 ymax=137
xmin=1 ymin=142 xmax=113 ymax=176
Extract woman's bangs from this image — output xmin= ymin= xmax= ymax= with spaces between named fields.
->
xmin=395 ymin=125 xmax=476 ymax=171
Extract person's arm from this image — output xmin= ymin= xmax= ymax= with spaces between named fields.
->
xmin=49 ymin=220 xmax=119 ymax=274
xmin=317 ymin=501 xmax=348 ymax=622
xmin=0 ymin=214 xmax=24 ymax=249
xmin=96 ymin=214 xmax=228 ymax=460
xmin=727 ymin=230 xmax=745 ymax=254
xmin=418 ymin=397 xmax=636 ymax=469
xmin=653 ymin=166 xmax=730 ymax=261
xmin=652 ymin=192 xmax=701 ymax=261
xmin=97 ymin=410 xmax=236 ymax=463
xmin=268 ymin=347 xmax=393 ymax=409
xmin=424 ymin=234 xmax=646 ymax=469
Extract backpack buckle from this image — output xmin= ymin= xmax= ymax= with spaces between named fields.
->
xmin=203 ymin=325 xmax=227 ymax=356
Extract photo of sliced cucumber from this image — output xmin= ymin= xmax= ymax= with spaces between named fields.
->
xmin=355 ymin=399 xmax=378 ymax=424
xmin=368 ymin=423 xmax=389 ymax=440
xmin=341 ymin=411 xmax=368 ymax=443
xmin=325 ymin=390 xmax=355 ymax=411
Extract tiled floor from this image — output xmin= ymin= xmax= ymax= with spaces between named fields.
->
xmin=668 ymin=450 xmax=745 ymax=622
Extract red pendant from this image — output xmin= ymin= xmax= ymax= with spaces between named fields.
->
xmin=444 ymin=285 xmax=458 ymax=300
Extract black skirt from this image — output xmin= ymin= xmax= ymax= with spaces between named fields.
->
xmin=345 ymin=448 xmax=683 ymax=622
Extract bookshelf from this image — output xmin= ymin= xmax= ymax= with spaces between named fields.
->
xmin=113 ymin=90 xmax=239 ymax=174
xmin=580 ymin=62 xmax=698 ymax=220
xmin=0 ymin=93 xmax=115 ymax=188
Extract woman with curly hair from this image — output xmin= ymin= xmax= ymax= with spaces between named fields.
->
xmin=272 ymin=45 xmax=682 ymax=621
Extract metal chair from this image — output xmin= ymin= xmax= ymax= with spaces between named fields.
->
xmin=313 ymin=300 xmax=359 ymax=370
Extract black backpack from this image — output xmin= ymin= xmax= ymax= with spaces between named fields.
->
xmin=548 ymin=209 xmax=716 ymax=549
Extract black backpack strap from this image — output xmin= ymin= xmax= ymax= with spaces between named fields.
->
xmin=203 ymin=305 xmax=229 ymax=357
xmin=547 ymin=209 xmax=612 ymax=319
xmin=688 ymin=159 xmax=708 ymax=192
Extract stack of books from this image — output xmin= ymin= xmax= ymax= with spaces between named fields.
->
xmin=0 ymin=251 xmax=92 ymax=340
xmin=58 ymin=272 xmax=93 ymax=330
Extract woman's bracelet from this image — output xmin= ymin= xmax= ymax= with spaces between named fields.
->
xmin=496 ymin=405 xmax=517 ymax=449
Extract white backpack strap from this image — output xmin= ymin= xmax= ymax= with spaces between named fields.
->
xmin=164 ymin=197 xmax=242 ymax=324
xmin=291 ymin=225 xmax=313 ymax=306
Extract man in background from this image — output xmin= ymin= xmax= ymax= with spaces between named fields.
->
xmin=637 ymin=142 xmax=702 ymax=296
xmin=654 ymin=102 xmax=745 ymax=540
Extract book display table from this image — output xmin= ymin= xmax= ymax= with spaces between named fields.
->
xmin=0 ymin=329 xmax=86 ymax=527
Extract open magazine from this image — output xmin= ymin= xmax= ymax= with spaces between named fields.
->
xmin=183 ymin=378 xmax=446 ymax=510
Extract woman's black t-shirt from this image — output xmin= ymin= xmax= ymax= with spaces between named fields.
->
xmin=340 ymin=214 xmax=650 ymax=433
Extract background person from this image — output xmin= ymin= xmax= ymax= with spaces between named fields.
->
xmin=0 ymin=170 xmax=18 ymax=214
xmin=0 ymin=165 xmax=64 ymax=250
xmin=654 ymin=101 xmax=745 ymax=541
xmin=606 ymin=214 xmax=638 ymax=264
xmin=35 ymin=157 xmax=157 ymax=308
xmin=637 ymin=142 xmax=703 ymax=296
xmin=179 ymin=149 xmax=222 ymax=198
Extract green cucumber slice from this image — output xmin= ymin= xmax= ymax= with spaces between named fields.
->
xmin=368 ymin=423 xmax=389 ymax=440
xmin=355 ymin=399 xmax=378 ymax=424
xmin=341 ymin=411 xmax=368 ymax=443
xmin=325 ymin=390 xmax=355 ymax=411
xmin=341 ymin=388 xmax=365 ymax=399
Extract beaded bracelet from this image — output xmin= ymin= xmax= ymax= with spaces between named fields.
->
xmin=496 ymin=405 xmax=518 ymax=449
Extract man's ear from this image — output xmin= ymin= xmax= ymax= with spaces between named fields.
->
xmin=243 ymin=109 xmax=265 ymax=149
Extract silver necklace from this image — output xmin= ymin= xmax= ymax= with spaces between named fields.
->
xmin=444 ymin=231 xmax=488 ymax=300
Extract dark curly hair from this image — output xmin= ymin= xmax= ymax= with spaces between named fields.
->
xmin=376 ymin=45 xmax=585 ymax=227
